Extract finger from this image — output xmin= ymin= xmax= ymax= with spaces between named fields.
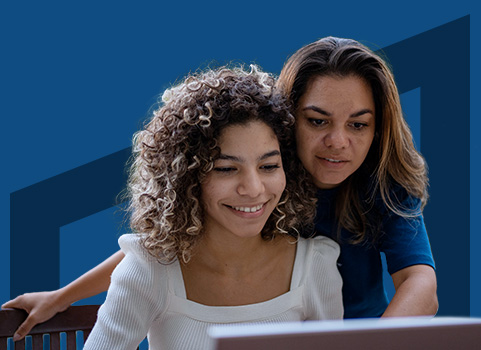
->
xmin=2 ymin=298 xmax=30 ymax=312
xmin=2 ymin=297 xmax=21 ymax=309
xmin=13 ymin=316 xmax=38 ymax=341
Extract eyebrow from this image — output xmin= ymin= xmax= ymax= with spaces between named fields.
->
xmin=218 ymin=150 xmax=281 ymax=162
xmin=302 ymin=105 xmax=374 ymax=118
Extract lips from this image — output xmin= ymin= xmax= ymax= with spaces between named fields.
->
xmin=227 ymin=203 xmax=264 ymax=213
xmin=319 ymin=156 xmax=348 ymax=163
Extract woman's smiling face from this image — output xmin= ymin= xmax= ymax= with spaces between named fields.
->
xmin=295 ymin=74 xmax=376 ymax=189
xmin=200 ymin=120 xmax=286 ymax=240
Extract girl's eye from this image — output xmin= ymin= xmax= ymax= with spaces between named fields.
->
xmin=308 ymin=118 xmax=327 ymax=127
xmin=213 ymin=167 xmax=236 ymax=173
xmin=261 ymin=164 xmax=281 ymax=172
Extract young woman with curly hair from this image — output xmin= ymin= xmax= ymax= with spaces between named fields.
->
xmin=78 ymin=65 xmax=342 ymax=349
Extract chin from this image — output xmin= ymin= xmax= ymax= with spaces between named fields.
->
xmin=315 ymin=177 xmax=345 ymax=189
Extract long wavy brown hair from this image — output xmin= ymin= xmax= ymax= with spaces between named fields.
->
xmin=127 ymin=65 xmax=317 ymax=263
xmin=277 ymin=37 xmax=428 ymax=244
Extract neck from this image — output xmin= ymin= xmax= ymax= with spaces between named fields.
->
xmin=192 ymin=232 xmax=283 ymax=276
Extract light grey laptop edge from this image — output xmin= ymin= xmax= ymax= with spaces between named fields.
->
xmin=207 ymin=316 xmax=481 ymax=350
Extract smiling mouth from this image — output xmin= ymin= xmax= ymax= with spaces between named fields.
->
xmin=226 ymin=204 xmax=264 ymax=213
xmin=320 ymin=157 xmax=347 ymax=163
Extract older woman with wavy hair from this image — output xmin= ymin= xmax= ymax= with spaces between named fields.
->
xmin=277 ymin=36 xmax=437 ymax=318
xmin=80 ymin=65 xmax=342 ymax=349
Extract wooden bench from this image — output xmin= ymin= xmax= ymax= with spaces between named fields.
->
xmin=0 ymin=305 xmax=99 ymax=350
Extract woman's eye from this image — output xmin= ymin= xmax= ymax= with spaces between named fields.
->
xmin=350 ymin=122 xmax=368 ymax=130
xmin=308 ymin=118 xmax=327 ymax=127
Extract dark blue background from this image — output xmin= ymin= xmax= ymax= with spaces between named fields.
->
xmin=2 ymin=0 xmax=479 ymax=321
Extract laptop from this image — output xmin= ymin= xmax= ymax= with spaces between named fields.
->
xmin=207 ymin=316 xmax=481 ymax=350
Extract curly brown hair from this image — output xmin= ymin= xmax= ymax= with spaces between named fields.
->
xmin=127 ymin=65 xmax=317 ymax=263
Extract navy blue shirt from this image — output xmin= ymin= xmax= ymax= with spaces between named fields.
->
xmin=311 ymin=187 xmax=435 ymax=318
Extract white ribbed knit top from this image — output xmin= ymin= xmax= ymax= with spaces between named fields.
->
xmin=84 ymin=234 xmax=343 ymax=350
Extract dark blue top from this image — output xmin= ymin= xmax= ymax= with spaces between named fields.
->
xmin=311 ymin=186 xmax=435 ymax=318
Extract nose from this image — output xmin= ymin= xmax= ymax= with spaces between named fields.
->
xmin=237 ymin=170 xmax=265 ymax=197
xmin=324 ymin=127 xmax=349 ymax=149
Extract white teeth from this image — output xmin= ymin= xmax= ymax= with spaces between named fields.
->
xmin=233 ymin=204 xmax=263 ymax=213
xmin=325 ymin=158 xmax=342 ymax=163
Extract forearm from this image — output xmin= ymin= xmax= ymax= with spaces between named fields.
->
xmin=382 ymin=265 xmax=438 ymax=317
xmin=56 ymin=250 xmax=125 ymax=307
